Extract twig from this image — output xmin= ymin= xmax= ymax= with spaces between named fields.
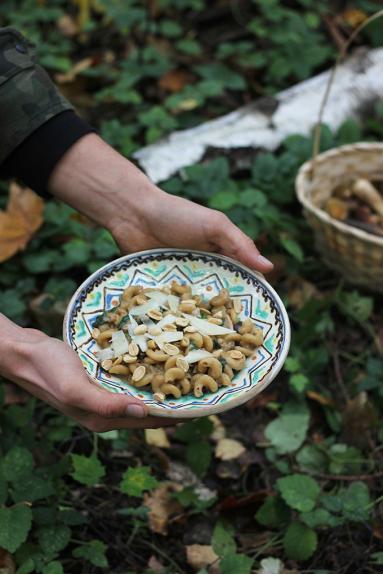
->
xmin=292 ymin=465 xmax=383 ymax=482
xmin=329 ymin=341 xmax=350 ymax=402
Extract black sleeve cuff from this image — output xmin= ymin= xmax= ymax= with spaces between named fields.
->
xmin=0 ymin=110 xmax=95 ymax=197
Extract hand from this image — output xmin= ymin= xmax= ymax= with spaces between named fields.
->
xmin=0 ymin=318 xmax=178 ymax=431
xmin=111 ymin=190 xmax=273 ymax=272
xmin=49 ymin=134 xmax=273 ymax=273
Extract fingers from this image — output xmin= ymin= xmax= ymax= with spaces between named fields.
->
xmin=67 ymin=375 xmax=149 ymax=420
xmin=78 ymin=414 xmax=182 ymax=432
xmin=208 ymin=211 xmax=274 ymax=273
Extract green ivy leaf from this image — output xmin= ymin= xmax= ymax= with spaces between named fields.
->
xmin=283 ymin=521 xmax=317 ymax=561
xmin=342 ymin=482 xmax=371 ymax=522
xmin=300 ymin=508 xmax=334 ymax=528
xmin=296 ymin=445 xmax=327 ymax=473
xmin=12 ymin=474 xmax=55 ymax=503
xmin=265 ymin=403 xmax=309 ymax=454
xmin=209 ymin=191 xmax=239 ymax=210
xmin=16 ymin=558 xmax=35 ymax=574
xmin=186 ymin=441 xmax=211 ymax=477
xmin=277 ymin=474 xmax=320 ymax=512
xmin=73 ymin=540 xmax=109 ymax=568
xmin=38 ymin=525 xmax=71 ymax=554
xmin=41 ymin=562 xmax=64 ymax=574
xmin=71 ymin=454 xmax=105 ymax=487
xmin=120 ymin=467 xmax=158 ymax=497
xmin=211 ymin=522 xmax=236 ymax=557
xmin=255 ymin=495 xmax=290 ymax=527
xmin=2 ymin=447 xmax=34 ymax=482
xmin=280 ymin=236 xmax=304 ymax=262
xmin=220 ymin=553 xmax=253 ymax=574
xmin=0 ymin=505 xmax=32 ymax=553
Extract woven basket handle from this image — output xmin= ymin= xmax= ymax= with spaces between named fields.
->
xmin=311 ymin=9 xmax=383 ymax=176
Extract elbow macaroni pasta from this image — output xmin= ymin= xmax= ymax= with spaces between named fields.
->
xmin=93 ymin=282 xmax=264 ymax=400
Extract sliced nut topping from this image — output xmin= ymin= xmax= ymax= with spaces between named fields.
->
xmin=163 ymin=324 xmax=177 ymax=331
xmin=128 ymin=342 xmax=139 ymax=356
xmin=163 ymin=343 xmax=180 ymax=356
xmin=153 ymin=391 xmax=165 ymax=402
xmin=91 ymin=327 xmax=100 ymax=339
xmin=181 ymin=299 xmax=196 ymax=306
xmin=148 ymin=309 xmax=163 ymax=321
xmin=132 ymin=365 xmax=146 ymax=382
xmin=233 ymin=299 xmax=242 ymax=314
xmin=176 ymin=357 xmax=189 ymax=372
xmin=148 ymin=326 xmax=162 ymax=336
xmin=113 ymin=356 xmax=123 ymax=366
xmin=136 ymin=295 xmax=148 ymax=305
xmin=175 ymin=317 xmax=189 ymax=327
xmin=212 ymin=349 xmax=223 ymax=358
xmin=184 ymin=325 xmax=197 ymax=333
xmin=101 ymin=359 xmax=113 ymax=370
xmin=123 ymin=354 xmax=137 ymax=364
xmin=229 ymin=350 xmax=244 ymax=360
xmin=208 ymin=317 xmax=222 ymax=325
xmin=134 ymin=324 xmax=147 ymax=335
xmin=212 ymin=311 xmax=223 ymax=319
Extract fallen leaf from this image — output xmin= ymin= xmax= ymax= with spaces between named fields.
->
xmin=145 ymin=428 xmax=170 ymax=448
xmin=0 ymin=183 xmax=44 ymax=263
xmin=143 ymin=483 xmax=182 ymax=535
xmin=286 ymin=277 xmax=319 ymax=310
xmin=215 ymin=438 xmax=246 ymax=461
xmin=159 ymin=69 xmax=193 ymax=92
xmin=186 ymin=544 xmax=219 ymax=573
xmin=342 ymin=9 xmax=367 ymax=28
xmin=147 ymin=555 xmax=166 ymax=573
xmin=209 ymin=415 xmax=226 ymax=442
xmin=342 ymin=392 xmax=377 ymax=448
xmin=57 ymin=14 xmax=79 ymax=36
xmin=0 ymin=548 xmax=15 ymax=574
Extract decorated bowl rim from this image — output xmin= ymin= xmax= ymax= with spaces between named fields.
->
xmin=63 ymin=248 xmax=291 ymax=418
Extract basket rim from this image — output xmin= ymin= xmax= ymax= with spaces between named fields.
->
xmin=295 ymin=142 xmax=383 ymax=247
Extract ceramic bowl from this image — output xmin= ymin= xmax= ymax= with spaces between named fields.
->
xmin=63 ymin=249 xmax=290 ymax=418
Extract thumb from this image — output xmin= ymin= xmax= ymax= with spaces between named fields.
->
xmin=75 ymin=377 xmax=148 ymax=419
xmin=211 ymin=214 xmax=274 ymax=273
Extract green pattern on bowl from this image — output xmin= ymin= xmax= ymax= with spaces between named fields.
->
xmin=64 ymin=249 xmax=290 ymax=418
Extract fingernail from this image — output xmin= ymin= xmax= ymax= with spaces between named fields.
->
xmin=126 ymin=404 xmax=146 ymax=418
xmin=257 ymin=255 xmax=274 ymax=268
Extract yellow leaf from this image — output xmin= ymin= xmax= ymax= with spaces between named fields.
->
xmin=342 ymin=9 xmax=368 ymax=28
xmin=186 ymin=545 xmax=220 ymax=572
xmin=215 ymin=438 xmax=246 ymax=461
xmin=144 ymin=483 xmax=182 ymax=535
xmin=209 ymin=415 xmax=226 ymax=442
xmin=144 ymin=428 xmax=170 ymax=448
xmin=0 ymin=183 xmax=44 ymax=263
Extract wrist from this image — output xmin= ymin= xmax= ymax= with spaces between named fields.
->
xmin=48 ymin=133 xmax=162 ymax=232
xmin=0 ymin=315 xmax=28 ymax=377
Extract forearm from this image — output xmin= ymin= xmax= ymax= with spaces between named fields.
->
xmin=47 ymin=133 xmax=164 ymax=234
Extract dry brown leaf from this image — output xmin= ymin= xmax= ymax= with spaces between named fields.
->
xmin=0 ymin=183 xmax=44 ymax=263
xmin=215 ymin=438 xmax=246 ymax=461
xmin=145 ymin=428 xmax=170 ymax=448
xmin=57 ymin=14 xmax=79 ymax=36
xmin=143 ymin=483 xmax=182 ymax=535
xmin=147 ymin=555 xmax=166 ymax=573
xmin=186 ymin=544 xmax=219 ymax=573
xmin=159 ymin=69 xmax=193 ymax=93
xmin=342 ymin=9 xmax=367 ymax=28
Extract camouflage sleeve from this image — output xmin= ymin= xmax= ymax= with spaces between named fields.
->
xmin=0 ymin=27 xmax=74 ymax=165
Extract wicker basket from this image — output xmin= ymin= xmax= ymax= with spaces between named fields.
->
xmin=295 ymin=143 xmax=383 ymax=293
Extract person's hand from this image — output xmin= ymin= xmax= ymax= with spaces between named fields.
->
xmin=49 ymin=134 xmax=273 ymax=273
xmin=110 ymin=190 xmax=273 ymax=272
xmin=0 ymin=318 xmax=178 ymax=431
